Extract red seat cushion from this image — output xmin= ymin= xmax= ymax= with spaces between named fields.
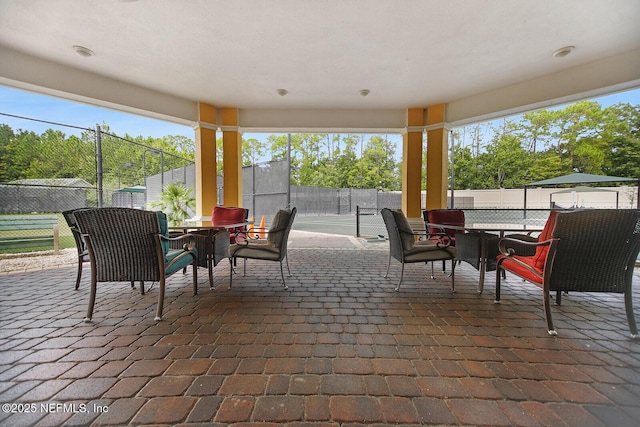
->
xmin=499 ymin=256 xmax=543 ymax=285
xmin=532 ymin=210 xmax=558 ymax=270
xmin=212 ymin=206 xmax=247 ymax=243
xmin=497 ymin=210 xmax=559 ymax=284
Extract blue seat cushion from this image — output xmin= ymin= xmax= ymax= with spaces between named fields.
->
xmin=155 ymin=211 xmax=170 ymax=256
xmin=155 ymin=210 xmax=197 ymax=275
xmin=165 ymin=248 xmax=196 ymax=276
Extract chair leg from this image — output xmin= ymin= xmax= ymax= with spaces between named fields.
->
xmin=138 ymin=281 xmax=145 ymax=295
xmin=279 ymin=261 xmax=289 ymax=289
xmin=625 ymin=290 xmax=638 ymax=338
xmin=495 ymin=266 xmax=502 ymax=304
xmin=384 ymin=254 xmax=392 ymax=278
xmin=543 ymin=287 xmax=557 ymax=336
xmin=430 ymin=262 xmax=435 ymax=280
xmin=285 ymin=255 xmax=292 ymax=277
xmin=395 ymin=263 xmax=405 ymax=292
xmin=192 ymin=261 xmax=198 ymax=295
xmin=229 ymin=258 xmax=234 ymax=289
xmin=75 ymin=259 xmax=83 ymax=290
xmin=154 ymin=278 xmax=166 ymax=321
xmin=84 ymin=270 xmax=98 ymax=322
xmin=208 ymin=257 xmax=215 ymax=290
xmin=450 ymin=259 xmax=455 ymax=293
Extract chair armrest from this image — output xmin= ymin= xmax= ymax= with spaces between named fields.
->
xmin=497 ymin=237 xmax=558 ymax=279
xmin=161 ymin=233 xmax=196 ymax=251
xmin=399 ymin=227 xmax=452 ymax=248
xmin=498 ymin=236 xmax=553 ymax=256
xmin=422 ymin=223 xmax=455 ymax=247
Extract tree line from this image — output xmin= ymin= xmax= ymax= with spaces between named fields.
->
xmin=452 ymin=101 xmax=640 ymax=189
xmin=1 ymin=100 xmax=638 ymax=191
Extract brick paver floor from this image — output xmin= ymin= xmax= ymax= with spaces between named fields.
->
xmin=1 ymin=231 xmax=639 ymax=426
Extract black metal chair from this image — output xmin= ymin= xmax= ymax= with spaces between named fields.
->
xmin=229 ymin=207 xmax=297 ymax=289
xmin=382 ymin=208 xmax=457 ymax=292
xmin=74 ymin=208 xmax=198 ymax=322
xmin=496 ymin=209 xmax=640 ymax=337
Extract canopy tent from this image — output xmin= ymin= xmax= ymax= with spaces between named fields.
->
xmin=526 ymin=173 xmax=637 ymax=187
xmin=550 ymin=186 xmax=620 ymax=209
xmin=117 ymin=185 xmax=146 ymax=208
xmin=118 ymin=185 xmax=146 ymax=193
xmin=524 ymin=173 xmax=639 ymax=211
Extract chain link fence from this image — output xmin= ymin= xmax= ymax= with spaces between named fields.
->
xmin=0 ymin=119 xmax=193 ymax=253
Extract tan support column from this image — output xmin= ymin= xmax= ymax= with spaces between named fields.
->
xmin=425 ymin=104 xmax=449 ymax=209
xmin=221 ymin=107 xmax=242 ymax=207
xmin=194 ymin=102 xmax=217 ymax=219
xmin=402 ymin=108 xmax=424 ymax=218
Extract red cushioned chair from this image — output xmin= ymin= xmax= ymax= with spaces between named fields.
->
xmin=212 ymin=206 xmax=249 ymax=243
xmin=496 ymin=209 xmax=640 ymax=337
xmin=424 ymin=209 xmax=466 ymax=245
xmin=424 ymin=209 xmax=466 ymax=272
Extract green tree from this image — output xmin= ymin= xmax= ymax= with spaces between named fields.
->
xmin=516 ymin=109 xmax=554 ymax=153
xmin=243 ymin=137 xmax=266 ymax=166
xmin=604 ymin=103 xmax=640 ymax=178
xmin=333 ymin=134 xmax=362 ymax=188
xmin=483 ymin=134 xmax=532 ymax=188
xmin=359 ymin=136 xmax=399 ymax=190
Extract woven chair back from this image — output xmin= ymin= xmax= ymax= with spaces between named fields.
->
xmin=75 ymin=208 xmax=162 ymax=282
xmin=549 ymin=209 xmax=640 ymax=293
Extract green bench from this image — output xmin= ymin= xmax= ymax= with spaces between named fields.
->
xmin=0 ymin=215 xmax=60 ymax=253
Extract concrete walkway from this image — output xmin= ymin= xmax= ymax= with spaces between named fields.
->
xmin=1 ymin=232 xmax=639 ymax=426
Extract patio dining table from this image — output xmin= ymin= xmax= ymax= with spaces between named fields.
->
xmin=426 ymin=222 xmax=544 ymax=294
xmin=169 ymin=219 xmax=251 ymax=288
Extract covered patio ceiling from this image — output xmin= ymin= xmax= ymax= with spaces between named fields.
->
xmin=1 ymin=0 xmax=640 ymax=132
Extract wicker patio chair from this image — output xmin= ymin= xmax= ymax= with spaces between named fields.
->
xmin=74 ymin=207 xmax=198 ymax=322
xmin=382 ymin=208 xmax=457 ymax=292
xmin=423 ymin=209 xmax=466 ymax=273
xmin=496 ymin=209 xmax=640 ymax=337
xmin=62 ymin=209 xmax=89 ymax=290
xmin=229 ymin=207 xmax=297 ymax=289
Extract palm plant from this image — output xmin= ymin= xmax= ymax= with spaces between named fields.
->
xmin=149 ymin=182 xmax=196 ymax=225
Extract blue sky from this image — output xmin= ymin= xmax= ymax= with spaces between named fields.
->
xmin=1 ymin=84 xmax=639 ymax=145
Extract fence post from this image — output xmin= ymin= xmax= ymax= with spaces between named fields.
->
xmin=356 ymin=205 xmax=360 ymax=237
xmin=53 ymin=224 xmax=59 ymax=255
xmin=96 ymin=125 xmax=103 ymax=207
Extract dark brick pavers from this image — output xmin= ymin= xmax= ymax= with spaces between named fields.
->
xmin=1 ymin=231 xmax=639 ymax=426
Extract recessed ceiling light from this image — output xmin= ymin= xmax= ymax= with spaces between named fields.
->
xmin=73 ymin=45 xmax=95 ymax=57
xmin=277 ymin=89 xmax=288 ymax=96
xmin=553 ymin=46 xmax=574 ymax=58
xmin=360 ymin=89 xmax=370 ymax=97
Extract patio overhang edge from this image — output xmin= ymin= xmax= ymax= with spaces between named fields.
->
xmin=2 ymin=45 xmax=640 ymax=132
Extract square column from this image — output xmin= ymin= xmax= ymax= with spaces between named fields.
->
xmin=425 ymin=104 xmax=449 ymax=209
xmin=194 ymin=102 xmax=217 ymax=219
xmin=402 ymin=108 xmax=424 ymax=218
xmin=221 ymin=107 xmax=243 ymax=207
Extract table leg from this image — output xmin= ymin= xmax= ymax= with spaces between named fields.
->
xmin=478 ymin=231 xmax=487 ymax=294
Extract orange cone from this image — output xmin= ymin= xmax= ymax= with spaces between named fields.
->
xmin=258 ymin=215 xmax=266 ymax=238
